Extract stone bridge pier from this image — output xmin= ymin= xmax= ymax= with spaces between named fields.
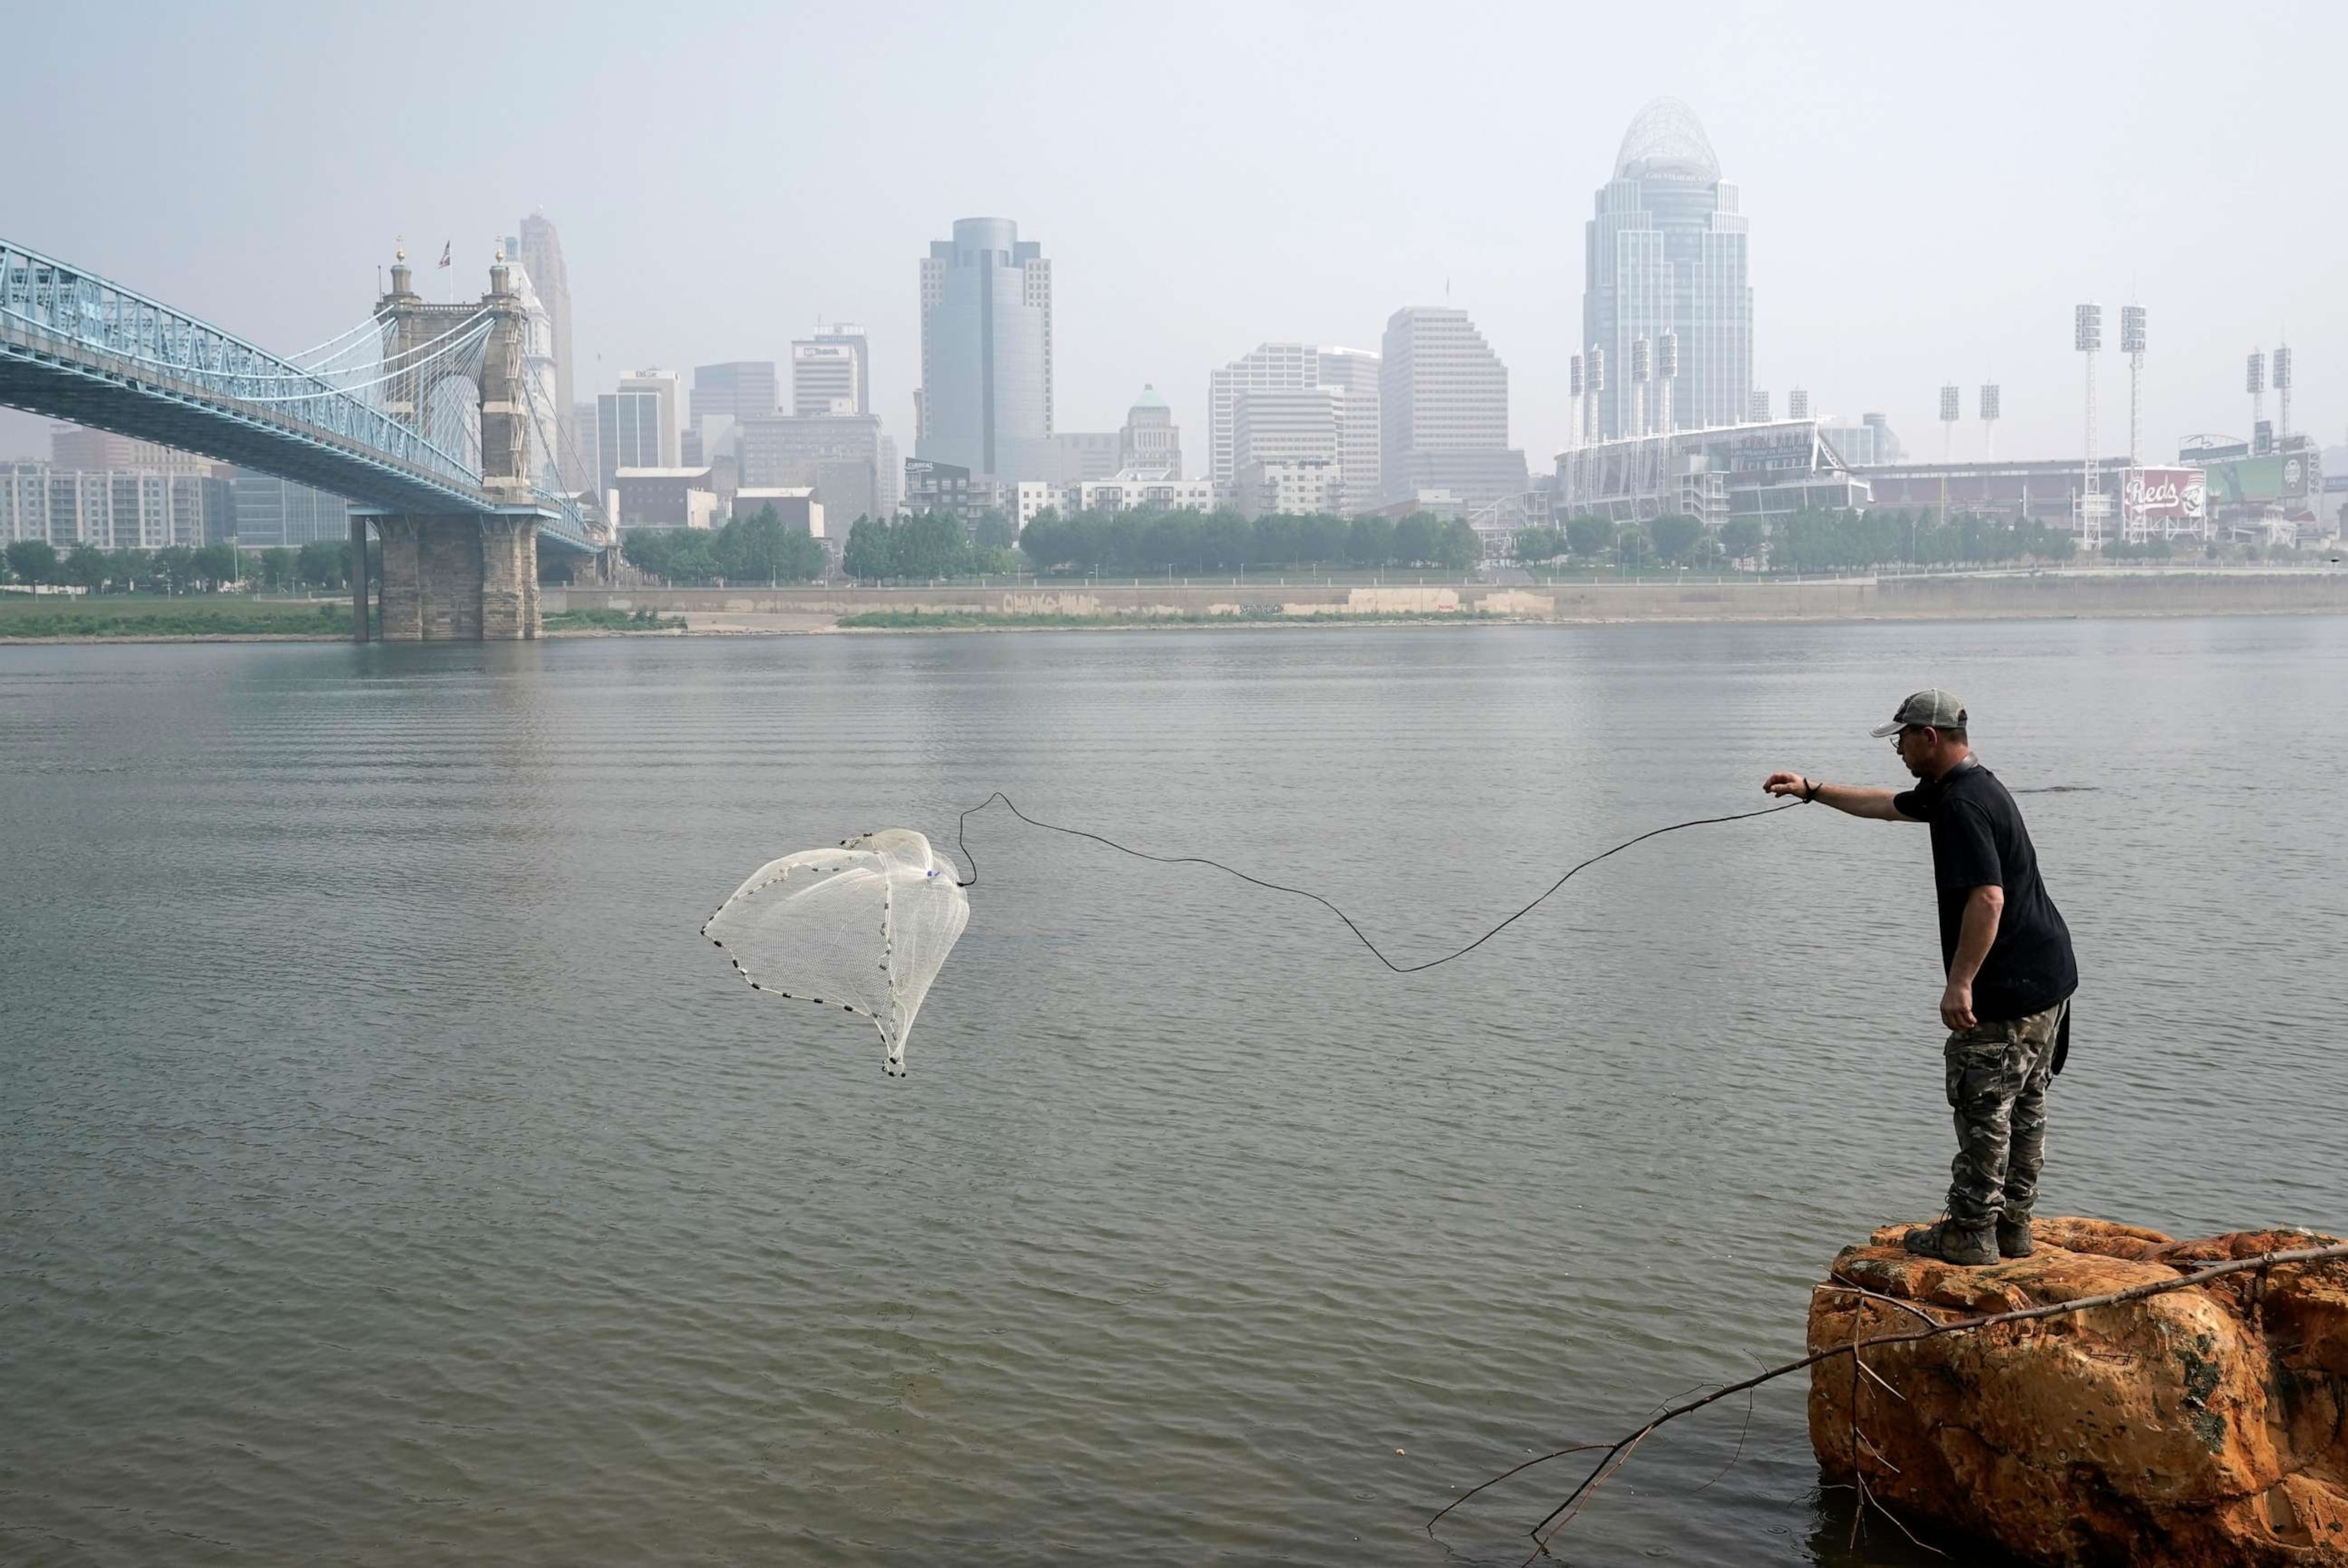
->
xmin=372 ymin=516 xmax=540 ymax=640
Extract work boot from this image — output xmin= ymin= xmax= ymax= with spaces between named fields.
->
xmin=1902 ymin=1219 xmax=1997 ymax=1266
xmin=1997 ymin=1215 xmax=2035 ymax=1259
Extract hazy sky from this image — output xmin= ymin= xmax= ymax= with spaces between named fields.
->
xmin=6 ymin=0 xmax=2343 ymax=469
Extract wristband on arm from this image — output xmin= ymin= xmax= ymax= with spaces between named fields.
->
xmin=1802 ymin=778 xmax=1821 ymax=803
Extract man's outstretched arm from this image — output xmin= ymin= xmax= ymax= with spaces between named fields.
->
xmin=1762 ymin=772 xmax=1913 ymax=821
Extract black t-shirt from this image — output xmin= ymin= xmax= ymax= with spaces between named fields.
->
xmin=1892 ymin=760 xmax=2077 ymax=1022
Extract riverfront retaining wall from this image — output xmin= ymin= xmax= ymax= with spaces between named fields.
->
xmin=546 ymin=570 xmax=2348 ymax=627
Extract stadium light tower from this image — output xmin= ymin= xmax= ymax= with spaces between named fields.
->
xmin=2247 ymin=349 xmax=2265 ymax=447
xmin=1657 ymin=331 xmax=1678 ymax=436
xmin=1979 ymin=383 xmax=2000 ymax=462
xmin=1788 ymin=387 xmax=1811 ymax=421
xmin=2076 ymin=303 xmax=2105 ymax=551
xmin=2121 ymin=306 xmax=2146 ymax=465
xmin=1630 ymin=336 xmax=1652 ymax=439
xmin=2273 ymin=342 xmax=2292 ymax=442
xmin=1748 ymin=389 xmax=1772 ymax=423
xmin=1938 ymin=384 xmax=1960 ymax=530
xmin=1568 ymin=353 xmax=1584 ymax=453
xmin=1585 ymin=346 xmax=1605 ymax=445
xmin=2121 ymin=306 xmax=2147 ymax=543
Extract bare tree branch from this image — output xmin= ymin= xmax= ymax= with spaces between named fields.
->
xmin=1428 ymin=1240 xmax=2348 ymax=1554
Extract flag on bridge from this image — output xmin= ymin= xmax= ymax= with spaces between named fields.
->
xmin=437 ymin=242 xmax=451 ymax=270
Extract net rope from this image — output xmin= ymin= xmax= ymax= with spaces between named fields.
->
xmin=703 ymin=797 xmax=1800 ymax=1077
xmin=952 ymin=792 xmax=1804 ymax=974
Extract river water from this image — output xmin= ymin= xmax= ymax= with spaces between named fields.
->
xmin=4 ymin=620 xmax=2344 ymax=1566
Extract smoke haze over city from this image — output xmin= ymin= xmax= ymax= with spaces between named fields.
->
xmin=3 ymin=0 xmax=2342 ymax=465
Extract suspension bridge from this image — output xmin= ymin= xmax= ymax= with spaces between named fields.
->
xmin=0 ymin=238 xmax=612 ymax=640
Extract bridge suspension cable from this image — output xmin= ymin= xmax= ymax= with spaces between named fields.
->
xmin=518 ymin=357 xmax=598 ymax=539
xmin=284 ymin=313 xmax=393 ymax=368
xmin=73 ymin=306 xmax=495 ymax=391
xmin=220 ymin=316 xmax=493 ymax=404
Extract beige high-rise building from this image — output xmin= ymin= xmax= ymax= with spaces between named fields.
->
xmin=50 ymin=426 xmax=216 ymax=475
xmin=1209 ymin=345 xmax=1380 ymax=513
xmin=791 ymin=342 xmax=862 ymax=417
xmin=1378 ymin=307 xmax=1525 ymax=508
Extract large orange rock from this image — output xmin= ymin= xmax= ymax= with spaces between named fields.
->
xmin=1807 ymin=1217 xmax=2348 ymax=1566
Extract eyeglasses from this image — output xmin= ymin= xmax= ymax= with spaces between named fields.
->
xmin=1889 ymin=726 xmax=1922 ymax=750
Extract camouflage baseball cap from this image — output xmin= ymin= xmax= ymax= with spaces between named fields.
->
xmin=1870 ymin=688 xmax=1968 ymax=737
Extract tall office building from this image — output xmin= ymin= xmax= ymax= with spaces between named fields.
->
xmin=572 ymin=402 xmax=600 ymax=501
xmin=1583 ymin=98 xmax=1751 ymax=439
xmin=1209 ymin=343 xmax=1315 ymax=488
xmin=500 ymin=236 xmax=564 ymax=491
xmin=803 ymin=325 xmax=870 ymax=416
xmin=1234 ymin=387 xmax=1341 ymax=471
xmin=50 ymin=426 xmax=216 ymax=475
xmin=738 ymin=413 xmax=893 ymax=523
xmin=516 ymin=214 xmax=578 ymax=488
xmin=791 ymin=342 xmax=862 ymax=416
xmin=690 ymin=361 xmax=777 ymax=468
xmin=1379 ymin=307 xmax=1525 ymax=508
xmin=1314 ymin=348 xmax=1382 ymax=516
xmin=1207 ymin=345 xmax=1380 ymax=513
xmin=692 ymin=362 xmax=778 ymax=425
xmin=916 ymin=217 xmax=1052 ymax=479
xmin=1232 ymin=385 xmax=1342 ymax=518
xmin=232 ymin=474 xmax=349 ymax=547
xmin=598 ymin=371 xmax=681 ymax=495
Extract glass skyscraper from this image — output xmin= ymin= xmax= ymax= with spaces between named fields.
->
xmin=916 ymin=218 xmax=1052 ymax=481
xmin=1584 ymin=99 xmax=1751 ymax=439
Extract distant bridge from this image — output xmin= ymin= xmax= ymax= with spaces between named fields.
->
xmin=0 ymin=238 xmax=611 ymax=640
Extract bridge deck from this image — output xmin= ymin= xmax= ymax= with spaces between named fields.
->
xmin=1 ymin=238 xmax=598 ymax=553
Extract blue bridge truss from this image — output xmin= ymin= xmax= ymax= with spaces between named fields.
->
xmin=0 ymin=238 xmax=599 ymax=553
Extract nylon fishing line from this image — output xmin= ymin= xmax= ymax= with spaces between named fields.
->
xmin=949 ymin=791 xmax=1805 ymax=974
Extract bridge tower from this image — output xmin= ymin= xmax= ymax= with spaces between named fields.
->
xmin=362 ymin=247 xmax=543 ymax=641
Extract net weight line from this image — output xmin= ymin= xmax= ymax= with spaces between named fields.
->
xmin=952 ymin=792 xmax=1805 ymax=974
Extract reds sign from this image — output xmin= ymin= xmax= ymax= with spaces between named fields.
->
xmin=2123 ymin=467 xmax=2206 ymax=520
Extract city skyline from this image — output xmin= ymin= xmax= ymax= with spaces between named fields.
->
xmin=2 ymin=3 xmax=2343 ymax=472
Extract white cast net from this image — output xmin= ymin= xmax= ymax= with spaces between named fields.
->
xmin=702 ymin=829 xmax=971 ymax=1077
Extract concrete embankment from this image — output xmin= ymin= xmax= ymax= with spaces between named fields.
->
xmin=548 ymin=570 xmax=2348 ymax=631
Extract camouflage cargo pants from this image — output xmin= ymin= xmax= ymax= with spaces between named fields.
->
xmin=1942 ymin=999 xmax=2067 ymax=1226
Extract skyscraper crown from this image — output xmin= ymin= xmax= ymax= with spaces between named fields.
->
xmin=1614 ymin=97 xmax=1720 ymax=183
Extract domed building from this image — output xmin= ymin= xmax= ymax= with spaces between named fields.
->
xmin=1583 ymin=98 xmax=1752 ymax=439
xmin=1117 ymin=384 xmax=1181 ymax=477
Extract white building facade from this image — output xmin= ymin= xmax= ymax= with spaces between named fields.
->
xmin=1234 ymin=458 xmax=1341 ymax=520
xmin=1208 ymin=345 xmax=1381 ymax=513
xmin=1379 ymin=306 xmax=1526 ymax=509
xmin=790 ymin=342 xmax=861 ymax=417
xmin=1011 ymin=473 xmax=1213 ymax=523
xmin=3 ymin=463 xmax=230 ymax=548
xmin=598 ymin=371 xmax=682 ymax=497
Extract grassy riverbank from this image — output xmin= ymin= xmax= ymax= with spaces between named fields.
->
xmin=0 ymin=594 xmax=350 ymax=638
